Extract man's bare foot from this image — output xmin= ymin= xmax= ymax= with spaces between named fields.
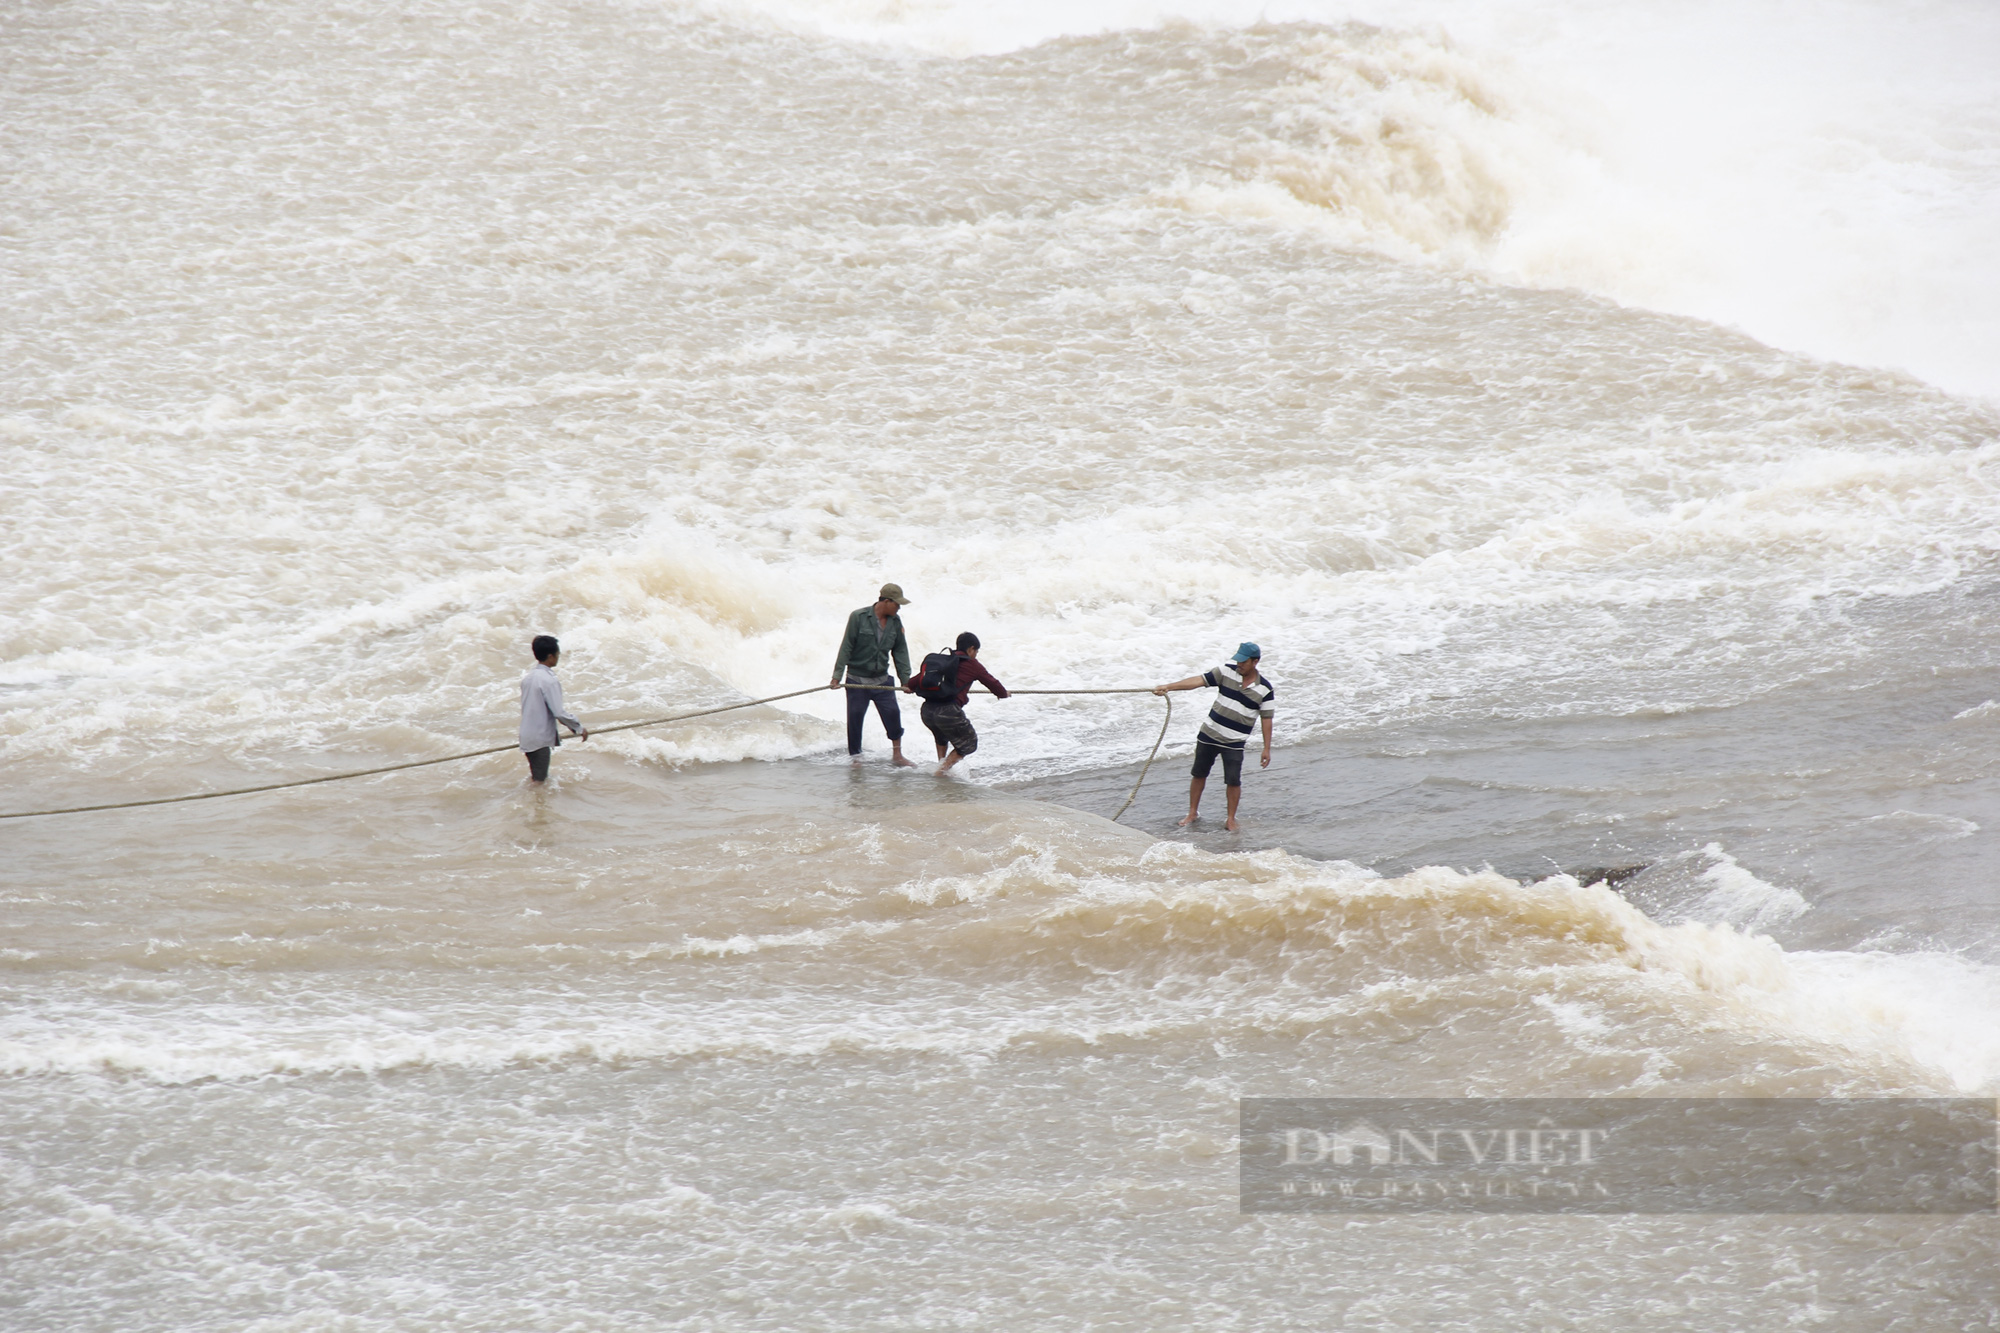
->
xmin=1224 ymin=817 xmax=1240 ymax=832
xmin=849 ymin=754 xmax=864 ymax=764
xmin=1177 ymin=811 xmax=1199 ymax=827
xmin=891 ymin=753 xmax=916 ymax=768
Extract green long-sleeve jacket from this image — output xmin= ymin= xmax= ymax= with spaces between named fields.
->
xmin=832 ymin=606 xmax=911 ymax=684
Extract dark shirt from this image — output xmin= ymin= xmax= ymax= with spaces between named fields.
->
xmin=832 ymin=606 xmax=912 ymax=684
xmin=942 ymin=652 xmax=1008 ymax=707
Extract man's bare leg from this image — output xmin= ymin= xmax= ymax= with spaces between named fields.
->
xmin=937 ymin=748 xmax=963 ymax=776
xmin=890 ymin=741 xmax=916 ymax=768
xmin=1178 ymin=777 xmax=1205 ymax=827
xmin=1224 ymin=783 xmax=1242 ymax=833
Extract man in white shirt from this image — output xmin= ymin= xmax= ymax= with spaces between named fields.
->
xmin=520 ymin=635 xmax=588 ymax=783
xmin=1152 ymin=642 xmax=1275 ymax=832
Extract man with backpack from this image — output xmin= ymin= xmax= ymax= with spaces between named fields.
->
xmin=830 ymin=583 xmax=917 ymax=767
xmin=907 ymin=631 xmax=1009 ymax=775
xmin=1152 ymin=642 xmax=1275 ymax=832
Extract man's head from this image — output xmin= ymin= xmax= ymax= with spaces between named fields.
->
xmin=955 ymin=631 xmax=980 ymax=657
xmin=876 ymin=583 xmax=911 ymax=615
xmin=532 ymin=634 xmax=560 ymax=665
xmin=1230 ymin=641 xmax=1261 ymax=670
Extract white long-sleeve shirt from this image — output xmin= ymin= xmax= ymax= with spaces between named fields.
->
xmin=519 ymin=663 xmax=582 ymax=752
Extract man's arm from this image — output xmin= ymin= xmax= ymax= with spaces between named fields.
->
xmin=891 ymin=619 xmax=912 ymax=685
xmin=1151 ymin=674 xmax=1208 ymax=696
xmin=1259 ymin=714 xmax=1272 ymax=767
xmin=830 ymin=609 xmax=859 ymax=686
xmin=528 ymin=675 xmax=587 ymax=743
xmin=967 ymin=660 xmax=1007 ymax=699
xmin=547 ymin=678 xmax=587 ymax=741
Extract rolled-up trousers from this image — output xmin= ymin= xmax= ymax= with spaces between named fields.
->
xmin=845 ymin=684 xmax=904 ymax=754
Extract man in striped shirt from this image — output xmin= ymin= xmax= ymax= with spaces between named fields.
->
xmin=1152 ymin=643 xmax=1275 ymax=832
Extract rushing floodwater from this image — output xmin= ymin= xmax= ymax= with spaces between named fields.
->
xmin=4 ymin=0 xmax=2000 ymax=1328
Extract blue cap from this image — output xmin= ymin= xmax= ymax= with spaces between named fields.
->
xmin=1231 ymin=642 xmax=1261 ymax=663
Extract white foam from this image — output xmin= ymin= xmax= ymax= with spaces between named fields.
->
xmin=3 ymin=847 xmax=1996 ymax=1094
xmin=1865 ymin=810 xmax=1979 ymax=840
xmin=1527 ymin=868 xmax=2000 ymax=1093
xmin=1686 ymin=844 xmax=1812 ymax=934
xmin=732 ymin=0 xmax=2000 ymax=400
xmin=1780 ymin=948 xmax=2000 ymax=1095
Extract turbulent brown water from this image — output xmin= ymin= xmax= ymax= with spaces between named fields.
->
xmin=5 ymin=0 xmax=1999 ymax=1327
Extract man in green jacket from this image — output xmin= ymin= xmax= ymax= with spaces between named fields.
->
xmin=830 ymin=583 xmax=916 ymax=766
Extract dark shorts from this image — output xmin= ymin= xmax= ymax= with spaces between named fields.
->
xmin=1191 ymin=738 xmax=1244 ymax=787
xmin=920 ymin=700 xmax=978 ymax=756
xmin=524 ymin=747 xmax=551 ymax=781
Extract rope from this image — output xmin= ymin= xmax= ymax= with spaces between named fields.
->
xmin=0 ymin=682 xmax=1179 ymax=823
xmin=1112 ymin=692 xmax=1171 ymax=824
xmin=992 ymin=688 xmax=1156 ymax=695
xmin=0 ymin=686 xmax=827 ymax=822
xmin=841 ymin=682 xmax=1169 ymax=822
xmin=840 ymin=684 xmax=1154 ymax=694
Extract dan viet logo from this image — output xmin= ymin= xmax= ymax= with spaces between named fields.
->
xmin=1239 ymin=1098 xmax=1997 ymax=1215
xmin=1280 ymin=1119 xmax=1611 ymax=1168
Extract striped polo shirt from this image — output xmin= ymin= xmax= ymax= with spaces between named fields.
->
xmin=1197 ymin=664 xmax=1275 ymax=749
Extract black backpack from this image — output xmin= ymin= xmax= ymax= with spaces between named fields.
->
xmin=909 ymin=650 xmax=961 ymax=703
